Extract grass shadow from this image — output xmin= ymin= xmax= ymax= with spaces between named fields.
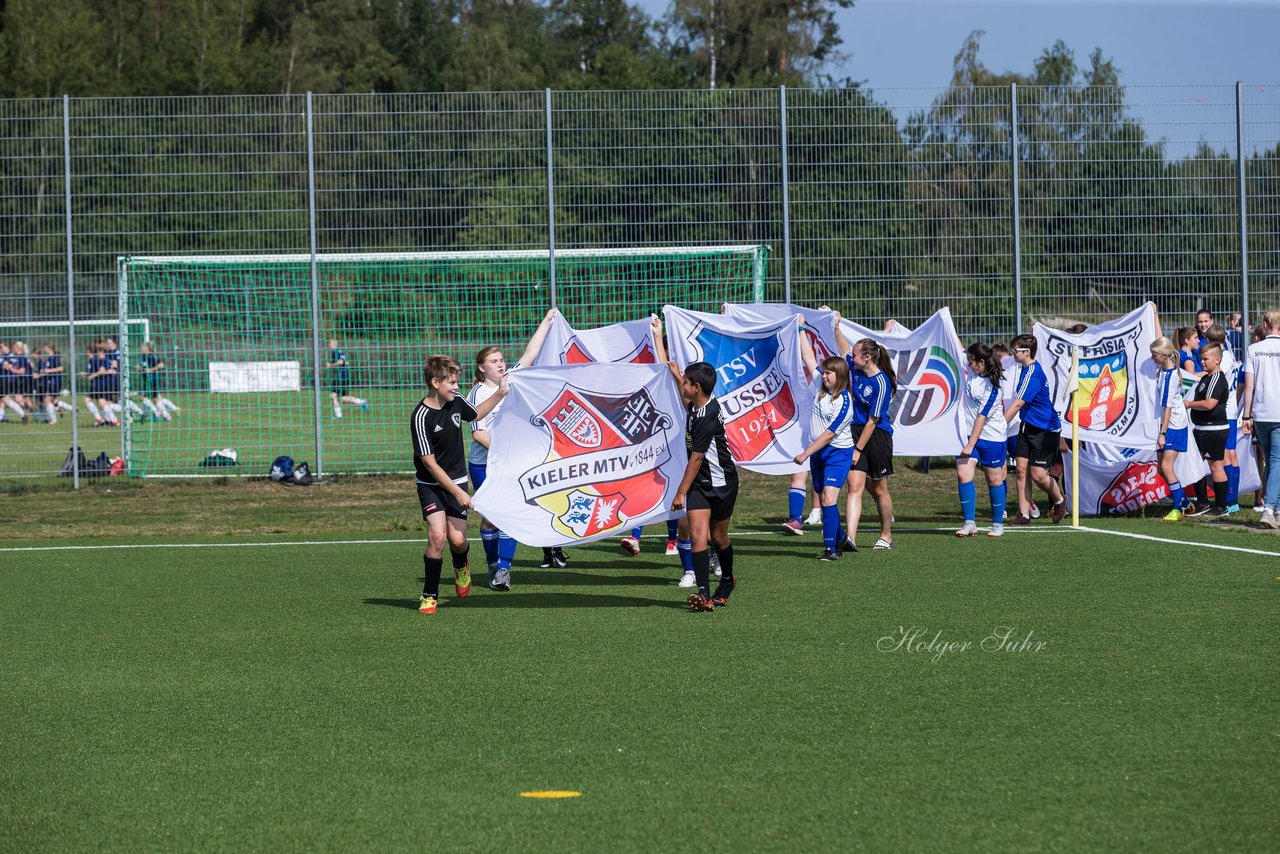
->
xmin=364 ymin=592 xmax=686 ymax=610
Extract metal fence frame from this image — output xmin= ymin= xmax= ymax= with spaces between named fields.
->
xmin=0 ymin=83 xmax=1275 ymax=484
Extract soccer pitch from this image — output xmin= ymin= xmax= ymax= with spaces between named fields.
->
xmin=1 ymin=474 xmax=1277 ymax=850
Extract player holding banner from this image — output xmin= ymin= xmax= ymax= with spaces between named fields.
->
xmin=668 ymin=361 xmax=739 ymax=612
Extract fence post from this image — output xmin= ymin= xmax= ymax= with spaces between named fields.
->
xmin=1235 ymin=81 xmax=1250 ymax=354
xmin=545 ymin=88 xmax=558 ymax=310
xmin=779 ymin=85 xmax=791 ymax=305
xmin=306 ymin=92 xmax=325 ymax=477
xmin=1010 ymin=82 xmax=1024 ymax=335
xmin=63 ymin=94 xmax=79 ymax=488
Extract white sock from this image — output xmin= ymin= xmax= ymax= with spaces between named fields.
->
xmin=163 ymin=399 xmax=180 ymax=412
xmin=8 ymin=400 xmax=25 ymax=417
xmin=353 ymin=397 xmax=366 ymax=406
xmin=86 ymin=401 xmax=101 ymax=420
xmin=103 ymin=403 xmax=118 ymax=424
xmin=126 ymin=398 xmax=143 ymax=414
xmin=56 ymin=399 xmax=74 ymax=412
xmin=334 ymin=405 xmax=343 ymax=418
xmin=46 ymin=403 xmax=57 ymax=424
xmin=143 ymin=398 xmax=159 ymax=416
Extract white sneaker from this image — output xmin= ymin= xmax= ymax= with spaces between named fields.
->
xmin=1254 ymin=505 xmax=1267 ymax=513
xmin=619 ymin=536 xmax=640 ymax=555
xmin=805 ymin=507 xmax=822 ymax=526
xmin=987 ymin=524 xmax=1004 ymax=538
xmin=955 ymin=520 xmax=978 ymax=537
xmin=677 ymin=571 xmax=697 ymax=588
xmin=1029 ymin=502 xmax=1041 ymax=519
xmin=710 ymin=553 xmax=722 ymax=578
xmin=1262 ymin=509 xmax=1280 ymax=530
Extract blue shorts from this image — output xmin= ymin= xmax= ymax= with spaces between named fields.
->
xmin=468 ymin=462 xmax=487 ymax=490
xmin=810 ymin=445 xmax=854 ymax=491
xmin=1160 ymin=426 xmax=1188 ymax=454
xmin=960 ymin=439 xmax=1007 ymax=469
xmin=1226 ymin=419 xmax=1238 ymax=451
xmin=1005 ymin=436 xmax=1018 ymax=461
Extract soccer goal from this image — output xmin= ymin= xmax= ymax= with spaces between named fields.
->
xmin=117 ymin=246 xmax=769 ymax=478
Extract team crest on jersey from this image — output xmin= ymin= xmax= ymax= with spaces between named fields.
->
xmin=520 ymin=385 xmax=673 ymax=540
xmin=1045 ymin=328 xmax=1142 ymax=439
xmin=692 ymin=326 xmax=797 ymax=461
xmin=560 ymin=338 xmax=657 ymax=366
xmin=893 ymin=345 xmax=960 ymax=426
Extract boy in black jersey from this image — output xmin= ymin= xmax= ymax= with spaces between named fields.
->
xmin=668 ymin=360 xmax=739 ymax=612
xmin=411 ymin=354 xmax=508 ymax=615
xmin=1185 ymin=342 xmax=1231 ymax=517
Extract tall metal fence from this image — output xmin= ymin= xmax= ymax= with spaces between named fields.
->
xmin=1 ymin=84 xmax=1277 ymax=482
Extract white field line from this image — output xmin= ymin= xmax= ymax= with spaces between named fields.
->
xmin=0 ymin=526 xmax=1072 ymax=554
xmin=1074 ymin=525 xmax=1280 ymax=558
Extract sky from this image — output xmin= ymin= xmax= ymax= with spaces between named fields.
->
xmin=635 ymin=0 xmax=1280 ymax=155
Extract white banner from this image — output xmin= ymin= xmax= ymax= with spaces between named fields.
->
xmin=532 ymin=315 xmax=658 ymax=366
xmin=1034 ymin=302 xmax=1161 ymax=448
xmin=208 ymin=361 xmax=300 ymax=393
xmin=472 ymin=364 xmax=687 ymax=547
xmin=722 ymin=302 xmax=842 ymax=365
xmin=1064 ymin=436 xmax=1260 ymax=516
xmin=838 ymin=308 xmax=966 ymax=455
xmin=663 ymin=306 xmax=812 ymax=474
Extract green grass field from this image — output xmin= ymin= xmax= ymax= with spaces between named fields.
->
xmin=2 ymin=472 xmax=1278 ymax=851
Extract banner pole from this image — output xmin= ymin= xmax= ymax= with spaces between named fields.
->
xmin=1071 ymin=346 xmax=1081 ymax=527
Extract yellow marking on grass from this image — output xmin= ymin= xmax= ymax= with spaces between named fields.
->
xmin=520 ymin=791 xmax=581 ymax=799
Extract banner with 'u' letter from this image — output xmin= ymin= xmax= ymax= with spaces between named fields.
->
xmin=663 ymin=306 xmax=812 ymax=474
xmin=473 ymin=364 xmax=687 ymax=547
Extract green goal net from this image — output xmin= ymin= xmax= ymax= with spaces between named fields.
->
xmin=118 ymin=246 xmax=768 ymax=478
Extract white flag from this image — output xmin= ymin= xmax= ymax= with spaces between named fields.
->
xmin=532 ymin=315 xmax=658 ymax=366
xmin=663 ymin=306 xmax=812 ymax=474
xmin=838 ymin=308 xmax=967 ymax=456
xmin=472 ymin=364 xmax=688 ymax=547
xmin=1034 ymin=302 xmax=1161 ymax=448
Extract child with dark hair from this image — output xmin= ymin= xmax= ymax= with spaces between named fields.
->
xmin=668 ymin=360 xmax=739 ymax=612
xmin=956 ymin=343 xmax=1009 ymax=537
xmin=1004 ymin=334 xmax=1067 ymax=524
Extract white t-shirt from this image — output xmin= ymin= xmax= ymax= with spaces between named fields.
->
xmin=964 ymin=375 xmax=1008 ymax=444
xmin=466 ymin=381 xmax=501 ymax=465
xmin=1154 ymin=367 xmax=1189 ymax=431
xmin=1220 ymin=348 xmax=1239 ymax=421
xmin=809 ymin=390 xmax=856 ymax=449
xmin=999 ymin=356 xmax=1020 ymax=438
xmin=1244 ymin=334 xmax=1280 ymax=421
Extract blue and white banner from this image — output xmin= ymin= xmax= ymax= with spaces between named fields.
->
xmin=473 ymin=364 xmax=688 ymax=546
xmin=663 ymin=306 xmax=812 ymax=474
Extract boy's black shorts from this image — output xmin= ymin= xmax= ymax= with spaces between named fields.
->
xmin=417 ymin=481 xmax=469 ymax=520
xmin=1016 ymin=425 xmax=1061 ymax=469
xmin=1194 ymin=428 xmax=1228 ymax=463
xmin=687 ymin=484 xmax=737 ymax=521
xmin=852 ymin=427 xmax=894 ymax=480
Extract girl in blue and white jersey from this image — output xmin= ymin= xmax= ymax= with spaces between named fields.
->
xmin=1151 ymin=336 xmax=1191 ymax=521
xmin=793 ymin=356 xmax=857 ymax=561
xmin=955 ymin=343 xmax=1009 ymax=538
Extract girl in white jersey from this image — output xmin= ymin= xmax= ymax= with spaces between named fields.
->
xmin=955 ymin=343 xmax=1009 ymax=537
xmin=793 ymin=356 xmax=857 ymax=561
xmin=467 ymin=308 xmax=558 ymax=589
xmin=1150 ymin=336 xmax=1191 ymax=521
